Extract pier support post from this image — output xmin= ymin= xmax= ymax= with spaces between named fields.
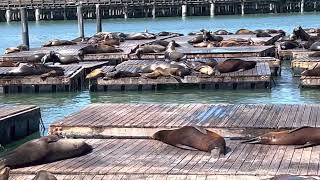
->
xmin=182 ymin=4 xmax=187 ymax=17
xmin=241 ymin=1 xmax=245 ymax=15
xmin=152 ymin=4 xmax=156 ymax=18
xmin=269 ymin=3 xmax=273 ymax=12
xmin=5 ymin=9 xmax=11 ymax=22
xmin=300 ymin=0 xmax=304 ymax=13
xmin=210 ymin=3 xmax=215 ymax=17
xmin=35 ymin=8 xmax=40 ymax=21
xmin=20 ymin=7 xmax=29 ymax=50
xmin=77 ymin=4 xmax=84 ymax=38
xmin=314 ymin=2 xmax=317 ymax=11
xmin=124 ymin=5 xmax=128 ymax=19
xmin=96 ymin=4 xmax=102 ymax=33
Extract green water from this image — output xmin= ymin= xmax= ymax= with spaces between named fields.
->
xmin=1 ymin=12 xmax=320 ymax=150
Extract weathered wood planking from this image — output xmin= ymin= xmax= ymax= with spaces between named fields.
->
xmin=0 ymin=65 xmax=84 ymax=93
xmin=90 ymin=62 xmax=271 ymax=91
xmin=277 ymin=47 xmax=314 ymax=60
xmin=291 ymin=56 xmax=319 ymax=76
xmin=10 ymin=139 xmax=320 ymax=178
xmin=300 ymin=75 xmax=320 ymax=87
xmin=50 ymin=103 xmax=316 ymax=138
xmin=0 ymin=105 xmax=40 ymax=145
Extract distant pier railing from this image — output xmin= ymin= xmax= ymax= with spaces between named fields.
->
xmin=0 ymin=0 xmax=318 ymax=22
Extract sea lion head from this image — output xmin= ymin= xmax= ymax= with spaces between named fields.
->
xmin=152 ymin=130 xmax=169 ymax=141
xmin=33 ymin=170 xmax=57 ymax=180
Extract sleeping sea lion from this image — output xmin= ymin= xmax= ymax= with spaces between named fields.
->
xmin=150 ymin=40 xmax=180 ymax=47
xmin=104 ymin=70 xmax=141 ymax=80
xmin=293 ymin=26 xmax=311 ymax=41
xmin=0 ymin=61 xmax=19 ymax=67
xmin=308 ymin=52 xmax=320 ymax=57
xmin=7 ymin=63 xmax=64 ymax=77
xmin=214 ymin=30 xmax=230 ymax=35
xmin=309 ymin=41 xmax=320 ymax=51
xmin=193 ymin=41 xmax=216 ymax=48
xmin=4 ymin=47 xmax=20 ymax=54
xmin=86 ymin=68 xmax=105 ymax=79
xmin=43 ymin=39 xmax=76 ymax=47
xmin=26 ymin=53 xmax=46 ymax=63
xmin=153 ymin=126 xmax=226 ymax=157
xmin=301 ymin=63 xmax=320 ymax=76
xmin=131 ymin=44 xmax=166 ymax=59
xmin=242 ymin=127 xmax=320 ymax=149
xmin=0 ymin=167 xmax=9 ymax=180
xmin=256 ymin=32 xmax=271 ymax=37
xmin=185 ymin=61 xmax=215 ymax=75
xmin=102 ymin=39 xmax=120 ymax=46
xmin=235 ymin=29 xmax=254 ymax=35
xmin=216 ymin=59 xmax=257 ymax=73
xmin=279 ymin=41 xmax=300 ymax=50
xmin=40 ymin=69 xmax=64 ymax=80
xmin=125 ymin=32 xmax=156 ymax=40
xmin=32 ymin=170 xmax=57 ymax=180
xmin=55 ymin=52 xmax=83 ymax=64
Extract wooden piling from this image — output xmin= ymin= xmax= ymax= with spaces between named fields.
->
xmin=20 ymin=7 xmax=29 ymax=50
xmin=96 ymin=4 xmax=102 ymax=33
xmin=77 ymin=4 xmax=84 ymax=38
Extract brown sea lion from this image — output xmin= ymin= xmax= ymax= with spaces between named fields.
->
xmin=125 ymin=32 xmax=156 ymax=40
xmin=165 ymin=40 xmax=185 ymax=61
xmin=0 ymin=167 xmax=9 ymax=180
xmin=102 ymin=38 xmax=120 ymax=46
xmin=131 ymin=44 xmax=166 ymax=59
xmin=242 ymin=127 xmax=320 ymax=149
xmin=143 ymin=66 xmax=190 ymax=79
xmin=104 ymin=70 xmax=141 ymax=80
xmin=256 ymin=32 xmax=271 ymax=37
xmin=6 ymin=63 xmax=64 ymax=77
xmin=32 ymin=170 xmax=57 ymax=180
xmin=150 ymin=40 xmax=180 ymax=47
xmin=0 ymin=135 xmax=59 ymax=169
xmin=0 ymin=61 xmax=19 ymax=67
xmin=43 ymin=39 xmax=76 ymax=47
xmin=279 ymin=41 xmax=300 ymax=50
xmin=40 ymin=69 xmax=64 ymax=80
xmin=214 ymin=29 xmax=231 ymax=35
xmin=301 ymin=63 xmax=320 ymax=76
xmin=86 ymin=68 xmax=105 ymax=79
xmin=293 ymin=26 xmax=311 ymax=41
xmin=4 ymin=47 xmax=20 ymax=54
xmin=216 ymin=59 xmax=256 ymax=73
xmin=235 ymin=29 xmax=254 ymax=35
xmin=309 ymin=41 xmax=320 ymax=51
xmin=185 ymin=61 xmax=215 ymax=75
xmin=193 ymin=41 xmax=215 ymax=48
xmin=26 ymin=53 xmax=47 ymax=63
xmin=153 ymin=126 xmax=226 ymax=157
xmin=187 ymin=58 xmax=218 ymax=68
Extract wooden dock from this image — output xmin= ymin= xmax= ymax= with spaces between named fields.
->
xmin=49 ymin=103 xmax=317 ymax=139
xmin=291 ymin=56 xmax=319 ymax=76
xmin=90 ymin=61 xmax=271 ymax=91
xmin=277 ymin=47 xmax=314 ymax=60
xmin=10 ymin=138 xmax=320 ymax=179
xmin=300 ymin=75 xmax=320 ymax=88
xmin=0 ymin=65 xmax=84 ymax=93
xmin=0 ymin=105 xmax=40 ymax=145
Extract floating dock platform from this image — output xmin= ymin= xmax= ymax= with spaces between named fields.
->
xmin=291 ymin=56 xmax=319 ymax=76
xmin=0 ymin=105 xmax=40 ymax=145
xmin=300 ymin=75 xmax=320 ymax=88
xmin=49 ymin=103 xmax=315 ymax=138
xmin=0 ymin=65 xmax=84 ymax=93
xmin=277 ymin=47 xmax=314 ymax=60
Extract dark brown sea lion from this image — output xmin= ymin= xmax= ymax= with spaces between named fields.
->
xmin=279 ymin=41 xmax=300 ymax=50
xmin=256 ymin=32 xmax=272 ymax=37
xmin=242 ymin=127 xmax=320 ymax=149
xmin=235 ymin=29 xmax=254 ymax=35
xmin=104 ymin=70 xmax=141 ymax=80
xmin=41 ymin=51 xmax=60 ymax=64
xmin=102 ymin=39 xmax=120 ymax=46
xmin=301 ymin=63 xmax=320 ymax=76
xmin=6 ymin=63 xmax=64 ymax=77
xmin=40 ymin=69 xmax=64 ymax=80
xmin=32 ymin=170 xmax=57 ymax=180
xmin=309 ymin=41 xmax=320 ymax=51
xmin=0 ymin=61 xmax=19 ymax=67
xmin=43 ymin=39 xmax=76 ymax=47
xmin=187 ymin=58 xmax=218 ymax=68
xmin=82 ymin=44 xmax=123 ymax=54
xmin=26 ymin=53 xmax=47 ymax=63
xmin=308 ymin=52 xmax=320 ymax=57
xmin=56 ymin=52 xmax=83 ymax=64
xmin=131 ymin=44 xmax=166 ymax=59
xmin=150 ymin=40 xmax=180 ymax=47
xmin=303 ymin=36 xmax=320 ymax=49
xmin=0 ymin=135 xmax=59 ymax=169
xmin=216 ymin=59 xmax=257 ymax=73
xmin=0 ymin=167 xmax=9 ymax=180
xmin=153 ymin=126 xmax=226 ymax=157
xmin=293 ymin=26 xmax=311 ymax=41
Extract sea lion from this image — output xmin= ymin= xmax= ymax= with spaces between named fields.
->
xmin=86 ymin=68 xmax=105 ymax=79
xmin=41 ymin=51 xmax=60 ymax=64
xmin=0 ymin=167 xmax=9 ymax=180
xmin=165 ymin=40 xmax=185 ymax=61
xmin=188 ymin=35 xmax=205 ymax=44
xmin=188 ymin=58 xmax=218 ymax=68
xmin=131 ymin=45 xmax=166 ymax=59
xmin=43 ymin=39 xmax=76 ymax=47
xmin=193 ymin=41 xmax=216 ymax=48
xmin=26 ymin=53 xmax=46 ymax=63
xmin=256 ymin=32 xmax=272 ymax=37
xmin=302 ymin=36 xmax=320 ymax=49
xmin=143 ymin=66 xmax=190 ymax=79
xmin=242 ymin=127 xmax=320 ymax=149
xmin=308 ymin=52 xmax=320 ymax=57
xmin=153 ymin=126 xmax=226 ymax=157
xmin=7 ymin=63 xmax=64 ymax=77
xmin=301 ymin=63 xmax=320 ymax=76
xmin=267 ymin=175 xmax=315 ymax=180
xmin=32 ymin=170 xmax=57 ymax=180
xmin=150 ymin=40 xmax=180 ymax=47
xmin=140 ymin=62 xmax=184 ymax=73
xmin=309 ymin=41 xmax=320 ymax=51
xmin=185 ymin=61 xmax=215 ymax=75
xmin=81 ymin=44 xmax=123 ymax=54
xmin=0 ymin=61 xmax=19 ymax=67
xmin=293 ymin=26 xmax=310 ymax=41
xmin=279 ymin=41 xmax=300 ymax=50
xmin=55 ymin=52 xmax=83 ymax=64
xmin=104 ymin=70 xmax=141 ymax=80
xmin=125 ymin=32 xmax=156 ymax=40
xmin=214 ymin=30 xmax=230 ymax=35
xmin=0 ymin=135 xmax=59 ymax=169
xmin=235 ymin=29 xmax=254 ymax=35
xmin=40 ymin=69 xmax=64 ymax=80
xmin=216 ymin=59 xmax=257 ymax=73
xmin=4 ymin=47 xmax=20 ymax=54
xmin=102 ymin=38 xmax=120 ymax=46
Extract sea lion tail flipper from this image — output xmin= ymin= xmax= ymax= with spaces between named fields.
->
xmin=191 ymin=125 xmax=207 ymax=134
xmin=288 ymin=126 xmax=311 ymax=133
xmin=295 ymin=142 xmax=317 ymax=149
xmin=175 ymin=144 xmax=198 ymax=151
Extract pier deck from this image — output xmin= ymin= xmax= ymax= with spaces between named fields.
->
xmin=0 ymin=65 xmax=84 ymax=93
xmin=50 ymin=103 xmax=317 ymax=138
xmin=0 ymin=105 xmax=40 ymax=145
xmin=277 ymin=48 xmax=314 ymax=60
xmin=91 ymin=61 xmax=271 ymax=91
xmin=10 ymin=138 xmax=320 ymax=179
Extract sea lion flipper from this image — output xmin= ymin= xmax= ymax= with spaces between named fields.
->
xmin=295 ymin=142 xmax=317 ymax=149
xmin=288 ymin=126 xmax=311 ymax=134
xmin=191 ymin=125 xmax=207 ymax=134
xmin=210 ymin=148 xmax=223 ymax=159
xmin=175 ymin=144 xmax=198 ymax=151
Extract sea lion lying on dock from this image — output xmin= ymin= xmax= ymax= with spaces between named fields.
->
xmin=32 ymin=170 xmax=57 ymax=180
xmin=165 ymin=40 xmax=185 ymax=61
xmin=293 ymin=26 xmax=311 ymax=41
xmin=188 ymin=30 xmax=223 ymax=44
xmin=216 ymin=59 xmax=256 ymax=73
xmin=104 ymin=70 xmax=141 ymax=80
xmin=4 ymin=44 xmax=28 ymax=54
xmin=157 ymin=31 xmax=183 ymax=36
xmin=0 ymin=167 xmax=9 ymax=180
xmin=41 ymin=51 xmax=82 ymax=64
xmin=150 ymin=40 xmax=180 ymax=48
xmin=235 ymin=29 xmax=255 ymax=35
xmin=86 ymin=68 xmax=105 ymax=79
xmin=193 ymin=41 xmax=217 ymax=48
xmin=131 ymin=44 xmax=166 ymax=59
xmin=0 ymin=61 xmax=19 ymax=67
xmin=0 ymin=135 xmax=92 ymax=169
xmin=142 ymin=66 xmax=190 ymax=79
xmin=309 ymin=41 xmax=320 ymax=51
xmin=279 ymin=41 xmax=300 ymax=50
xmin=125 ymin=32 xmax=156 ymax=40
xmin=185 ymin=60 xmax=217 ymax=75
xmin=26 ymin=53 xmax=47 ymax=63
xmin=153 ymin=126 xmax=226 ymax=158
xmin=214 ymin=29 xmax=232 ymax=35
xmin=219 ymin=38 xmax=252 ymax=47
xmin=81 ymin=44 xmax=123 ymax=54
xmin=43 ymin=39 xmax=76 ymax=47
xmin=6 ymin=63 xmax=64 ymax=79
xmin=256 ymin=32 xmax=272 ymax=37
xmin=242 ymin=127 xmax=320 ymax=149
xmin=301 ymin=63 xmax=320 ymax=76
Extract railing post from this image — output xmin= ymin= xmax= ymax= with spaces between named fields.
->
xmin=96 ymin=4 xmax=102 ymax=33
xmin=20 ymin=7 xmax=29 ymax=50
xmin=77 ymin=3 xmax=84 ymax=38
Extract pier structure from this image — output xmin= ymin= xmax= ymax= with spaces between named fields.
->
xmin=0 ymin=0 xmax=318 ymax=22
